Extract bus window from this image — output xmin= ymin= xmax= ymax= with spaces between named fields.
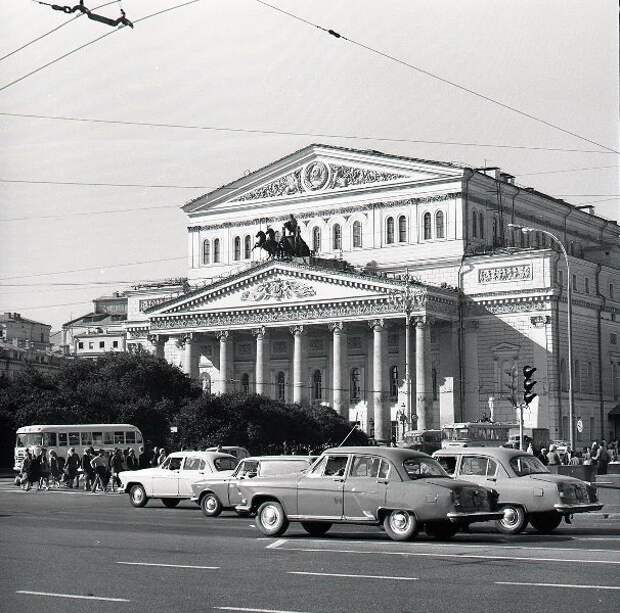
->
xmin=135 ymin=432 xmax=143 ymax=444
xmin=81 ymin=432 xmax=93 ymax=447
xmin=114 ymin=432 xmax=125 ymax=445
xmin=16 ymin=433 xmax=42 ymax=447
xmin=58 ymin=433 xmax=67 ymax=447
xmin=125 ymin=431 xmax=136 ymax=444
xmin=103 ymin=431 xmax=114 ymax=445
xmin=68 ymin=432 xmax=80 ymax=447
xmin=92 ymin=432 xmax=103 ymax=446
xmin=42 ymin=433 xmax=57 ymax=447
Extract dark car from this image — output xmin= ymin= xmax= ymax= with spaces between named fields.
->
xmin=235 ymin=446 xmax=502 ymax=541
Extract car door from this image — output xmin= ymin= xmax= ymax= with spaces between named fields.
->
xmin=226 ymin=460 xmax=258 ymax=506
xmin=151 ymin=456 xmax=183 ymax=496
xmin=343 ymin=455 xmax=389 ymax=520
xmin=459 ymin=455 xmax=497 ymax=488
xmin=298 ymin=454 xmax=349 ymax=519
xmin=178 ymin=456 xmax=206 ymax=497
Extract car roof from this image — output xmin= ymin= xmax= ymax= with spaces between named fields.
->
xmin=241 ymin=455 xmax=314 ymax=462
xmin=433 ymin=447 xmax=530 ymax=460
xmin=324 ymin=446 xmax=430 ymax=460
xmin=169 ymin=451 xmax=236 ymax=459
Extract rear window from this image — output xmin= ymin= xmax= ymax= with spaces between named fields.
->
xmin=184 ymin=457 xmax=205 ymax=471
xmin=214 ymin=457 xmax=238 ymax=471
xmin=402 ymin=457 xmax=448 ymax=479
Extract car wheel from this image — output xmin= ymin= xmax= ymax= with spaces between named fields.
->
xmin=529 ymin=511 xmax=562 ymax=534
xmin=495 ymin=504 xmax=528 ymax=535
xmin=161 ymin=498 xmax=180 ymax=508
xmin=200 ymin=493 xmax=223 ymax=517
xmin=256 ymin=500 xmax=289 ymax=537
xmin=301 ymin=522 xmax=332 ymax=537
xmin=129 ymin=484 xmax=149 ymax=508
xmin=383 ymin=510 xmax=418 ymax=541
xmin=425 ymin=521 xmax=458 ymax=540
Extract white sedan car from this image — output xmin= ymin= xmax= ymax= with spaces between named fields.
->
xmin=119 ymin=451 xmax=238 ymax=508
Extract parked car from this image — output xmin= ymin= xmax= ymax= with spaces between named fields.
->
xmin=433 ymin=447 xmax=602 ymax=534
xmin=192 ymin=455 xmax=316 ymax=517
xmin=119 ymin=451 xmax=238 ymax=508
xmin=206 ymin=446 xmax=251 ymax=460
xmin=398 ymin=429 xmax=443 ymax=455
xmin=235 ymin=446 xmax=502 ymax=541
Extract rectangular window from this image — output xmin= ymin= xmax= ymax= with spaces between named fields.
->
xmin=572 ymin=274 xmax=577 ymax=292
xmin=78 ymin=342 xmax=84 ymax=349
xmin=125 ymin=431 xmax=136 ymax=444
xmin=584 ymin=278 xmax=590 ymax=294
xmin=114 ymin=431 xmax=125 ymax=445
xmin=103 ymin=431 xmax=114 ymax=445
xmin=68 ymin=432 xmax=80 ymax=447
xmin=42 ymin=432 xmax=57 ymax=447
xmin=183 ymin=457 xmax=205 ymax=471
xmin=88 ymin=342 xmax=94 ymax=350
xmin=81 ymin=432 xmax=93 ymax=447
xmin=113 ymin=340 xmax=119 ymax=348
xmin=58 ymin=433 xmax=67 ymax=447
xmin=92 ymin=432 xmax=103 ymax=446
xmin=611 ymin=333 xmax=617 ymax=345
xmin=99 ymin=341 xmax=105 ymax=349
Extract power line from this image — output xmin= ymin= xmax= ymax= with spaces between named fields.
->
xmin=515 ymin=165 xmax=620 ymax=177
xmin=254 ymin=0 xmax=620 ymax=156
xmin=1 ymin=111 xmax=617 ymax=155
xmin=0 ymin=0 xmax=205 ymax=93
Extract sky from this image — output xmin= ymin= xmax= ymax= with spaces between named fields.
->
xmin=0 ymin=0 xmax=618 ymax=333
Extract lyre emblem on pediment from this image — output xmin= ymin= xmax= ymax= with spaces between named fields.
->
xmin=240 ymin=278 xmax=316 ymax=302
xmin=301 ymin=161 xmax=331 ymax=191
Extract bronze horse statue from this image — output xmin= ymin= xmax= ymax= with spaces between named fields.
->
xmin=254 ymin=226 xmax=310 ymax=260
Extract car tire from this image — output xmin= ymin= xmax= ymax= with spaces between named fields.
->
xmin=425 ymin=521 xmax=458 ymax=540
xmin=529 ymin=511 xmax=562 ymax=534
xmin=495 ymin=504 xmax=528 ymax=535
xmin=301 ymin=522 xmax=332 ymax=537
xmin=200 ymin=493 xmax=223 ymax=517
xmin=383 ymin=510 xmax=418 ymax=541
xmin=256 ymin=500 xmax=289 ymax=537
xmin=161 ymin=498 xmax=180 ymax=508
xmin=129 ymin=484 xmax=149 ymax=508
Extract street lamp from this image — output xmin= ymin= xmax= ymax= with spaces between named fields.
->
xmin=388 ymin=269 xmax=418 ymax=430
xmin=508 ymin=224 xmax=574 ymax=450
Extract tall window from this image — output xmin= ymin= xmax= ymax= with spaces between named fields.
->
xmin=585 ymin=278 xmax=590 ymax=294
xmin=585 ymin=361 xmax=593 ymax=393
xmin=492 ymin=217 xmax=498 ymax=245
xmin=432 ymin=368 xmax=438 ymax=400
xmin=241 ymin=373 xmax=250 ymax=394
xmin=332 ymin=223 xmax=342 ymax=250
xmin=574 ymin=360 xmax=581 ymax=393
xmin=350 ymin=368 xmax=361 ymax=401
xmin=233 ymin=236 xmax=241 ymax=261
xmin=472 ymin=211 xmax=478 ymax=238
xmin=478 ymin=212 xmax=484 ymax=239
xmin=277 ymin=371 xmax=286 ymax=402
xmin=352 ymin=221 xmax=362 ymax=248
xmin=202 ymin=240 xmax=210 ymax=265
xmin=244 ymin=235 xmax=252 ymax=259
xmin=435 ymin=211 xmax=445 ymax=239
xmin=398 ymin=215 xmax=407 ymax=242
xmin=572 ymin=274 xmax=577 ymax=292
xmin=389 ymin=365 xmax=399 ymax=399
xmin=560 ymin=358 xmax=567 ymax=391
xmin=613 ymin=363 xmax=620 ymax=400
xmin=213 ymin=238 xmax=221 ymax=263
xmin=312 ymin=369 xmax=322 ymax=401
xmin=520 ymin=231 xmax=525 ymax=248
xmin=312 ymin=227 xmax=321 ymax=253
xmin=610 ymin=284 xmax=615 ymax=299
xmin=386 ymin=217 xmax=395 ymax=244
xmin=423 ymin=212 xmax=432 ymax=240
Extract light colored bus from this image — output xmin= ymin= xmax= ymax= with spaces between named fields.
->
xmin=441 ymin=422 xmax=515 ymax=449
xmin=14 ymin=423 xmax=143 ymax=472
xmin=397 ymin=430 xmax=443 ymax=455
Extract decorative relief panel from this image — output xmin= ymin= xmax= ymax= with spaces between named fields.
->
xmin=478 ymin=264 xmax=532 ymax=284
xmin=271 ymin=340 xmax=289 ymax=357
xmin=139 ymin=297 xmax=173 ymax=312
xmin=240 ymin=278 xmax=316 ymax=302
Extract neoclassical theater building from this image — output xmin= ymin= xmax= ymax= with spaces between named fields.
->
xmin=123 ymin=144 xmax=620 ymax=442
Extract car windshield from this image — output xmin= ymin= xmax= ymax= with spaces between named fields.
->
xmin=509 ymin=455 xmax=549 ymax=476
xmin=214 ymin=457 xmax=238 ymax=471
xmin=403 ymin=457 xmax=449 ymax=479
xmin=16 ymin=433 xmax=43 ymax=447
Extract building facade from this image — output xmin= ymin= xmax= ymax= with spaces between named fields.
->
xmin=122 ymin=145 xmax=619 ymax=442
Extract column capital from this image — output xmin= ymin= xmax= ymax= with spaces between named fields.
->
xmin=328 ymin=321 xmax=344 ymax=334
xmin=368 ymin=318 xmax=385 ymax=332
xmin=413 ymin=317 xmax=429 ymax=328
xmin=251 ymin=326 xmax=267 ymax=338
xmin=289 ymin=325 xmax=304 ymax=336
xmin=216 ymin=330 xmax=229 ymax=341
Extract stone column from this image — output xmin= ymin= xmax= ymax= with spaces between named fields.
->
xmin=182 ymin=334 xmax=194 ymax=379
xmin=415 ymin=319 xmax=432 ymax=430
xmin=217 ymin=331 xmax=229 ymax=394
xmin=290 ymin=326 xmax=304 ymax=404
xmin=329 ymin=322 xmax=345 ymax=418
xmin=252 ymin=327 xmax=266 ymax=395
xmin=369 ymin=319 xmax=387 ymax=440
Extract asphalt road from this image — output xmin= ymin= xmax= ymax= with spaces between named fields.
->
xmin=1 ymin=479 xmax=619 ymax=613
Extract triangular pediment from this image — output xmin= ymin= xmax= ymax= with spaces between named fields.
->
xmin=183 ymin=144 xmax=463 ymax=215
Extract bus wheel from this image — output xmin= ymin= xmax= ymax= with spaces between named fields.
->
xmin=129 ymin=484 xmax=149 ymax=508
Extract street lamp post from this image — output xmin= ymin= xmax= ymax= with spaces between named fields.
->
xmin=508 ymin=224 xmax=574 ymax=450
xmin=388 ymin=269 xmax=418 ymax=431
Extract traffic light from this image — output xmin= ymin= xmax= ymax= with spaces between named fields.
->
xmin=504 ymin=366 xmax=518 ymax=405
xmin=523 ymin=365 xmax=537 ymax=405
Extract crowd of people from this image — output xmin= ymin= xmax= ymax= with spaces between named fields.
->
xmin=18 ymin=445 xmax=170 ymax=493
xmin=528 ymin=439 xmax=619 ymax=474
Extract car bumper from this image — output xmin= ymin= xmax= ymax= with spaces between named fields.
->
xmin=118 ymin=484 xmax=128 ymax=493
xmin=446 ymin=510 xmax=504 ymax=524
xmin=553 ymin=503 xmax=604 ymax=514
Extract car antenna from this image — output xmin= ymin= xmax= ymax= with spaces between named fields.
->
xmin=337 ymin=424 xmax=359 ymax=447
xmin=35 ymin=1 xmax=134 ymax=29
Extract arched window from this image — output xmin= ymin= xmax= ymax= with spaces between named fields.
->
xmin=472 ymin=211 xmax=478 ymax=238
xmin=241 ymin=372 xmax=250 ymax=394
xmin=398 ymin=215 xmax=407 ymax=242
xmin=233 ymin=236 xmax=241 ymax=261
xmin=312 ymin=227 xmax=321 ymax=253
xmin=312 ymin=369 xmax=322 ymax=401
xmin=479 ymin=212 xmax=485 ymax=239
xmin=277 ymin=371 xmax=286 ymax=402
xmin=423 ymin=212 xmax=432 ymax=240
xmin=201 ymin=373 xmax=211 ymax=395
xmin=352 ymin=221 xmax=362 ymax=248
xmin=585 ymin=361 xmax=593 ymax=392
xmin=574 ymin=360 xmax=581 ymax=393
xmin=213 ymin=238 xmax=221 ymax=263
xmin=389 ymin=365 xmax=399 ymax=399
xmin=202 ymin=240 xmax=210 ymax=265
xmin=386 ymin=217 xmax=395 ymax=244
xmin=332 ymin=223 xmax=342 ymax=250
xmin=244 ymin=235 xmax=252 ymax=259
xmin=350 ymin=368 xmax=361 ymax=401
xmin=435 ymin=211 xmax=445 ymax=239
xmin=560 ymin=358 xmax=567 ymax=391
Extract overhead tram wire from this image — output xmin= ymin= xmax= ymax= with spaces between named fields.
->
xmin=0 ymin=0 xmax=205 ymax=93
xmin=0 ymin=111 xmax=617 ymax=155
xmin=0 ymin=1 xmax=119 ymax=63
xmin=254 ymin=0 xmax=619 ymax=156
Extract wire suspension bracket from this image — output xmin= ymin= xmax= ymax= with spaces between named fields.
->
xmin=35 ymin=0 xmax=134 ymax=29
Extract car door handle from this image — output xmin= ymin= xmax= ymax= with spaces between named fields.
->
xmin=333 ymin=477 xmax=345 ymax=482
xmin=376 ymin=479 xmax=389 ymax=484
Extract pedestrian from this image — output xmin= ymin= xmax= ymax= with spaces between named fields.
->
xmin=81 ymin=448 xmax=95 ymax=491
xmin=110 ymin=449 xmax=125 ymax=491
xmin=90 ymin=449 xmax=109 ymax=493
xmin=28 ymin=448 xmax=42 ymax=492
xmin=49 ymin=450 xmax=62 ymax=488
xmin=538 ymin=448 xmax=549 ymax=465
xmin=547 ymin=444 xmax=561 ymax=466
xmin=156 ymin=448 xmax=167 ymax=466
xmin=21 ymin=449 xmax=33 ymax=490
xmin=569 ymin=451 xmax=582 ymax=466
xmin=39 ymin=448 xmax=50 ymax=491
xmin=590 ymin=442 xmax=599 ymax=471
xmin=64 ymin=447 xmax=80 ymax=488
xmin=150 ymin=447 xmax=159 ymax=467
xmin=126 ymin=448 xmax=138 ymax=471
xmin=595 ymin=440 xmax=610 ymax=475
xmin=526 ymin=442 xmax=534 ymax=455
xmin=138 ymin=446 xmax=149 ymax=469
xmin=583 ymin=447 xmax=592 ymax=465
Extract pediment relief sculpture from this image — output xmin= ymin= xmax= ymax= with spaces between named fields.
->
xmin=240 ymin=278 xmax=317 ymax=302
